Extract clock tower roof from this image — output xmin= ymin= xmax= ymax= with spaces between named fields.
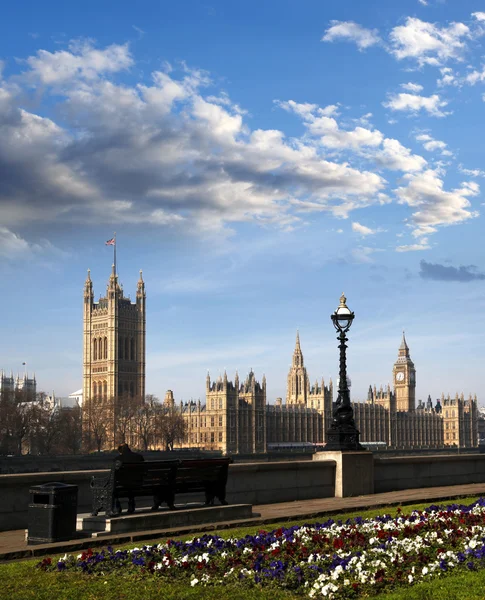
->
xmin=399 ymin=331 xmax=409 ymax=352
xmin=397 ymin=330 xmax=412 ymax=362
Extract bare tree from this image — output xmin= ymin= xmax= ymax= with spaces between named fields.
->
xmin=83 ymin=396 xmax=110 ymax=453
xmin=115 ymin=393 xmax=145 ymax=448
xmin=133 ymin=395 xmax=159 ymax=451
xmin=160 ymin=406 xmax=187 ymax=451
xmin=29 ymin=393 xmax=63 ymax=455
xmin=57 ymin=405 xmax=83 ymax=454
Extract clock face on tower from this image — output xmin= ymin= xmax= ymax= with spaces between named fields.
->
xmin=396 ymin=372 xmax=405 ymax=382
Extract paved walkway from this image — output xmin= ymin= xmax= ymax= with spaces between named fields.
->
xmin=2 ymin=482 xmax=485 ymax=562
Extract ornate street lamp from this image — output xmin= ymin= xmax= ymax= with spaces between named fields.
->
xmin=324 ymin=293 xmax=364 ymax=451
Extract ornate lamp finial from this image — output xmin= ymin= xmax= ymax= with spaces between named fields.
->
xmin=339 ymin=292 xmax=347 ymax=308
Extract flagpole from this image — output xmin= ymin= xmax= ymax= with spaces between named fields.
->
xmin=114 ymin=231 xmax=117 ymax=275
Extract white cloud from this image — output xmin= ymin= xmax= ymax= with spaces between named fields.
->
xmin=0 ymin=44 xmax=390 ymax=234
xmin=278 ymin=99 xmax=383 ymax=149
xmin=383 ymin=92 xmax=449 ymax=117
xmin=395 ymin=170 xmax=480 ymax=237
xmin=415 ymin=133 xmax=451 ymax=155
xmin=279 ymin=99 xmax=426 ymax=173
xmin=458 ymin=165 xmax=485 ymax=177
xmin=389 ymin=17 xmax=471 ymax=67
xmin=0 ymin=227 xmax=65 ymax=260
xmin=401 ymin=82 xmax=424 ymax=92
xmin=23 ymin=39 xmax=133 ymax=85
xmin=352 ymin=222 xmax=378 ymax=236
xmin=310 ymin=118 xmax=384 ymax=149
xmin=466 ymin=66 xmax=485 ymax=85
xmin=373 ymin=138 xmax=427 ymax=172
xmin=319 ymin=104 xmax=340 ymax=117
xmin=418 ymin=0 xmax=428 ymax=5
xmin=396 ymin=237 xmax=431 ymax=252
xmin=322 ymin=21 xmax=381 ymax=50
xmin=351 ymin=246 xmax=382 ymax=263
xmin=437 ymin=67 xmax=459 ymax=87
xmin=472 ymin=12 xmax=485 ymax=22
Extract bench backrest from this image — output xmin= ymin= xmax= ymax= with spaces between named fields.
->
xmin=113 ymin=459 xmax=179 ymax=489
xmin=111 ymin=457 xmax=233 ymax=490
xmin=176 ymin=458 xmax=232 ymax=486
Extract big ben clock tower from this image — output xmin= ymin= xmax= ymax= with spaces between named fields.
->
xmin=392 ymin=331 xmax=416 ymax=412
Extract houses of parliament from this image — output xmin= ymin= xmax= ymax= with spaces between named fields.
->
xmin=82 ymin=266 xmax=478 ymax=452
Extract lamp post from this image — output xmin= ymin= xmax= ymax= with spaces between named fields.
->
xmin=324 ymin=293 xmax=364 ymax=451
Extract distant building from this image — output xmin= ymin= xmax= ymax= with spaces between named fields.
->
xmin=360 ymin=333 xmax=477 ymax=449
xmin=177 ymin=331 xmax=478 ymax=453
xmin=178 ymin=333 xmax=333 ymax=453
xmin=67 ymin=389 xmax=83 ymax=408
xmin=82 ymin=265 xmax=146 ymax=449
xmin=0 ymin=370 xmax=36 ymax=401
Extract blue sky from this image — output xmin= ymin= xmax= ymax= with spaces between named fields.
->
xmin=0 ymin=0 xmax=484 ymax=405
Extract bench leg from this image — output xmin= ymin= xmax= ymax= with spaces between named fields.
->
xmin=204 ymin=489 xmax=215 ymax=506
xmin=217 ymin=489 xmax=228 ymax=506
xmin=151 ymin=494 xmax=160 ymax=511
xmin=108 ymin=499 xmax=122 ymax=518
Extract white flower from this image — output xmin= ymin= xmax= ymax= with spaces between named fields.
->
xmin=190 ymin=578 xmax=199 ymax=587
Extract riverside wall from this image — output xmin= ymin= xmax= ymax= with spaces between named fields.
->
xmin=0 ymin=460 xmax=336 ymax=531
xmin=3 ymin=453 xmax=485 ymax=532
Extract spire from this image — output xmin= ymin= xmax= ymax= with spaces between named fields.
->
xmin=292 ymin=330 xmax=304 ymax=368
xmin=399 ymin=331 xmax=409 ymax=351
xmin=397 ymin=330 xmax=411 ymax=360
xmin=84 ymin=268 xmax=93 ymax=299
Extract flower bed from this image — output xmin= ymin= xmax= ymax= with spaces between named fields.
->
xmin=37 ymin=498 xmax=485 ymax=598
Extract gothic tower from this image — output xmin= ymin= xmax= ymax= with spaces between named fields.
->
xmin=286 ymin=331 xmax=309 ymax=405
xmin=82 ymin=266 xmax=146 ymax=449
xmin=392 ymin=332 xmax=416 ymax=412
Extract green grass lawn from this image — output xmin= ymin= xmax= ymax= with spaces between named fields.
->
xmin=2 ymin=495 xmax=484 ymax=600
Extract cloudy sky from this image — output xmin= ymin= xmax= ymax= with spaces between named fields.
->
xmin=1 ymin=0 xmax=484 ymax=405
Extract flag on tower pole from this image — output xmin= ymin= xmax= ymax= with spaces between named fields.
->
xmin=105 ymin=233 xmax=117 ymax=273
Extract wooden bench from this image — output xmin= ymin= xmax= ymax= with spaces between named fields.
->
xmin=152 ymin=457 xmax=232 ymax=510
xmin=90 ymin=457 xmax=233 ymax=517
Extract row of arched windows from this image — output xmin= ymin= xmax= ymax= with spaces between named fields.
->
xmin=93 ymin=337 xmax=108 ymax=361
xmin=93 ymin=380 xmax=108 ymax=399
xmin=120 ymin=381 xmax=136 ymax=397
xmin=119 ymin=336 xmax=136 ymax=361
xmin=93 ymin=336 xmax=137 ymax=361
xmin=92 ymin=381 xmax=136 ymax=399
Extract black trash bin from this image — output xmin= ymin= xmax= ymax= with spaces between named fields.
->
xmin=27 ymin=482 xmax=78 ymax=545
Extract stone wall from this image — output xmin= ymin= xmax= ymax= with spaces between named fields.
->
xmin=0 ymin=451 xmax=220 ymax=475
xmin=4 ymin=454 xmax=485 ymax=533
xmin=374 ymin=454 xmax=485 ymax=493
xmin=0 ymin=460 xmax=336 ymax=531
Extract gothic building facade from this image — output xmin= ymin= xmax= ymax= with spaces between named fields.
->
xmin=177 ymin=331 xmax=477 ymax=453
xmin=178 ymin=333 xmax=333 ymax=453
xmin=0 ymin=371 xmax=36 ymax=401
xmin=179 ymin=370 xmax=267 ymax=455
xmin=357 ymin=333 xmax=477 ymax=449
xmin=82 ymin=265 xmax=146 ymax=449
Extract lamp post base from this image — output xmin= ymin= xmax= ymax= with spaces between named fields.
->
xmin=324 ymin=424 xmax=365 ymax=452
